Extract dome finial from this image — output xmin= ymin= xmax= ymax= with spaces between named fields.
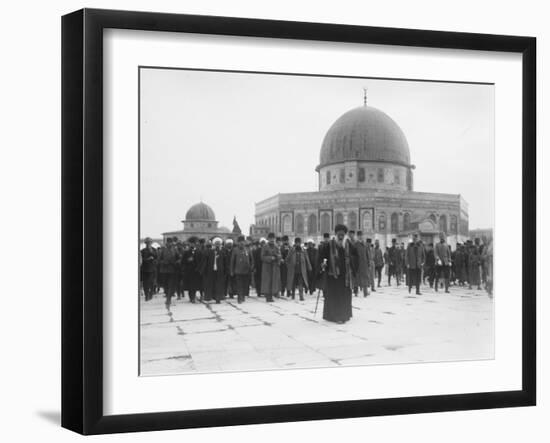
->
xmin=363 ymin=87 xmax=368 ymax=106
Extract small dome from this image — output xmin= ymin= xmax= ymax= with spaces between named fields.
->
xmin=318 ymin=106 xmax=410 ymax=169
xmin=185 ymin=202 xmax=216 ymax=221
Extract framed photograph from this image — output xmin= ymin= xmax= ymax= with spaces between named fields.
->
xmin=61 ymin=8 xmax=536 ymax=435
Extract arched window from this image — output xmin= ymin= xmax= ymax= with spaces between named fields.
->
xmin=282 ymin=214 xmax=292 ymax=234
xmin=439 ymin=215 xmax=447 ymax=234
xmin=307 ymin=214 xmax=317 ymax=234
xmin=378 ymin=213 xmax=387 ymax=232
xmin=339 ymin=168 xmax=345 ymax=183
xmin=326 ymin=170 xmax=331 ymax=185
xmin=295 ymin=214 xmax=304 ymax=235
xmin=391 ymin=212 xmax=399 ymax=233
xmin=362 ymin=210 xmax=373 ymax=232
xmin=335 ymin=212 xmax=344 ymax=226
xmin=320 ymin=213 xmax=331 ymax=234
xmin=358 ymin=167 xmax=365 ymax=182
xmin=429 ymin=213 xmax=437 ymax=224
xmin=403 ymin=213 xmax=410 ymax=231
xmin=348 ymin=212 xmax=357 ymax=231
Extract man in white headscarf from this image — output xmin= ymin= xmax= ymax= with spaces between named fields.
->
xmin=199 ymin=237 xmax=226 ymax=303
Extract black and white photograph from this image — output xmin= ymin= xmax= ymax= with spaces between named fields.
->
xmin=139 ymin=67 xmax=495 ymax=376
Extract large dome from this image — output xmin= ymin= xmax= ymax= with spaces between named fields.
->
xmin=185 ymin=202 xmax=216 ymax=221
xmin=318 ymin=106 xmax=410 ymax=170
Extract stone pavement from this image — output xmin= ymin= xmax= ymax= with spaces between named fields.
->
xmin=140 ymin=283 xmax=494 ymax=376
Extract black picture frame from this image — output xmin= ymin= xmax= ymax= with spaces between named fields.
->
xmin=61 ymin=8 xmax=536 ymax=435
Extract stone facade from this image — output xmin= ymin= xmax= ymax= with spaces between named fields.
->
xmin=254 ymin=189 xmax=468 ymax=248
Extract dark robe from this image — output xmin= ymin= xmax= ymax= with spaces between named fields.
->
xmin=199 ymin=247 xmax=226 ymax=302
xmin=320 ymin=239 xmax=353 ymax=323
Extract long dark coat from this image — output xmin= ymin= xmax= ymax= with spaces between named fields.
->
xmin=285 ymin=246 xmax=312 ymax=292
xmin=354 ymin=241 xmax=370 ymax=288
xmin=260 ymin=243 xmax=282 ymax=296
xmin=182 ymin=247 xmax=202 ymax=291
xmin=199 ymin=247 xmax=226 ymax=301
xmin=319 ymin=239 xmax=353 ymax=322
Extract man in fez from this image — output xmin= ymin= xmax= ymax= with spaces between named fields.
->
xmin=366 ymin=238 xmax=376 ymax=293
xmin=319 ymin=224 xmax=354 ymax=324
xmin=279 ymin=235 xmax=291 ymax=297
xmin=305 ymin=239 xmax=318 ymax=295
xmin=316 ymin=233 xmax=331 ymax=295
xmin=355 ymin=231 xmax=370 ymax=296
xmin=405 ymin=233 xmax=425 ymax=295
xmin=346 ymin=230 xmax=359 ymax=296
xmin=230 ymin=235 xmax=254 ymax=303
xmin=434 ymin=232 xmax=452 ymax=293
xmin=261 ymin=233 xmax=282 ymax=302
xmin=182 ymin=236 xmax=202 ymax=303
xmin=158 ymin=237 xmax=180 ymax=308
xmin=285 ymin=237 xmax=312 ymax=300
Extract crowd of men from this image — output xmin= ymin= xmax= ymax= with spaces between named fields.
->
xmin=140 ymin=228 xmax=494 ymax=323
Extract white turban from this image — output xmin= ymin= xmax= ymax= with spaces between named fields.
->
xmin=225 ymin=238 xmax=233 ymax=245
xmin=259 ymin=237 xmax=267 ymax=244
xmin=212 ymin=237 xmax=223 ymax=245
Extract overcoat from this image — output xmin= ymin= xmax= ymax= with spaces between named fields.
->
xmin=405 ymin=242 xmax=426 ymax=269
xmin=354 ymin=241 xmax=370 ymax=287
xmin=434 ymin=242 xmax=452 ymax=266
xmin=285 ymin=246 xmax=312 ymax=292
xmin=140 ymin=247 xmax=157 ymax=273
xmin=260 ymin=243 xmax=282 ymax=295
xmin=182 ymin=247 xmax=202 ymax=291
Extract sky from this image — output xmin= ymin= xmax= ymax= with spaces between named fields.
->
xmin=140 ymin=68 xmax=494 ymax=238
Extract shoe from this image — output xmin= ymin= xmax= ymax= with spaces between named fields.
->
xmin=408 ymin=287 xmax=411 ymax=294
xmin=445 ymin=290 xmax=450 ymax=293
xmin=300 ymin=296 xmax=304 ymax=301
xmin=416 ymin=291 xmax=422 ymax=295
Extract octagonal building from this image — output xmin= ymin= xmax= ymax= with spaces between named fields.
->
xmin=253 ymin=103 xmax=469 ymax=247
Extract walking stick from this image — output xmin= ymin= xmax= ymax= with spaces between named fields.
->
xmin=314 ymin=288 xmax=321 ymax=316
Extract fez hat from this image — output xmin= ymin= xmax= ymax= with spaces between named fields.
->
xmin=323 ymin=233 xmax=330 ymax=239
xmin=334 ymin=224 xmax=348 ymax=234
xmin=267 ymin=232 xmax=275 ymax=239
xmin=356 ymin=231 xmax=363 ymax=236
xmin=366 ymin=238 xmax=372 ymax=243
xmin=282 ymin=235 xmax=289 ymax=241
xmin=166 ymin=237 xmax=173 ymax=243
xmin=187 ymin=236 xmax=198 ymax=243
xmin=237 ymin=235 xmax=245 ymax=242
xmin=392 ymin=238 xmax=397 ymax=243
xmin=294 ymin=237 xmax=302 ymax=244
xmin=198 ymin=238 xmax=206 ymax=244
